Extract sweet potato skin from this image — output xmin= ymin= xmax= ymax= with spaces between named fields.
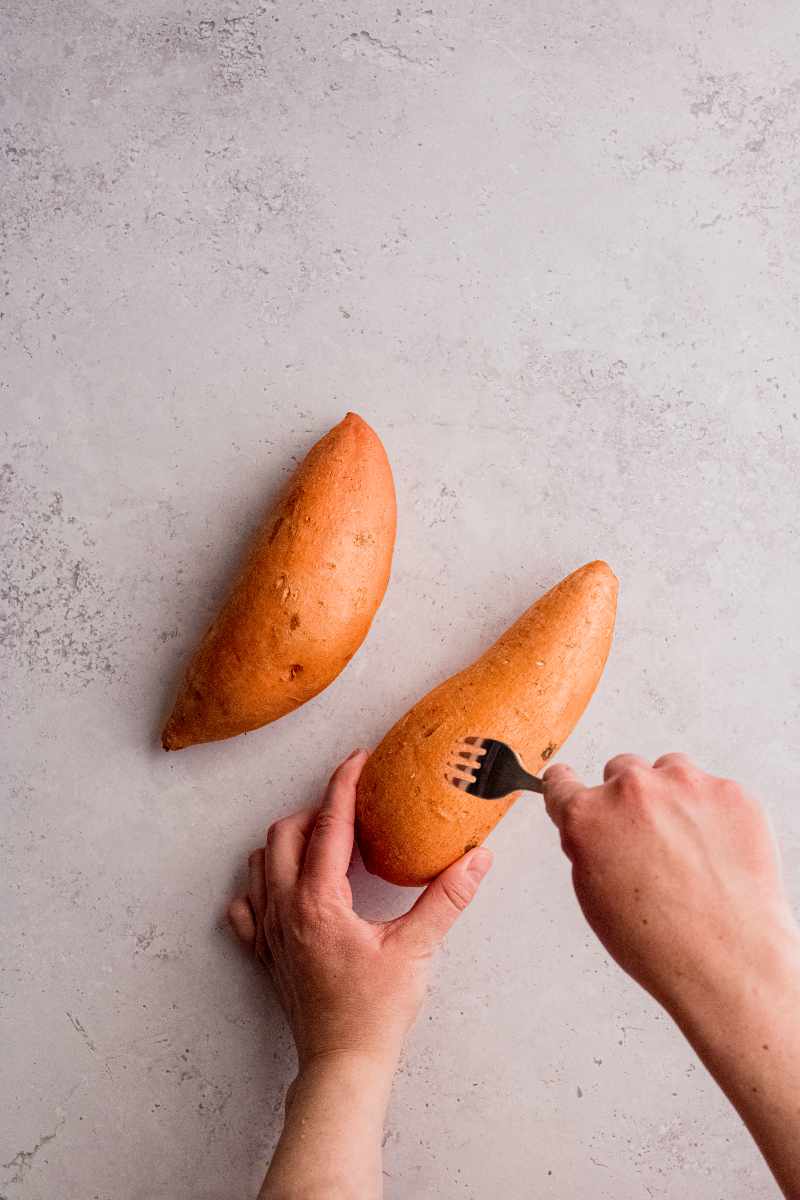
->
xmin=356 ymin=561 xmax=618 ymax=884
xmin=162 ymin=413 xmax=396 ymax=750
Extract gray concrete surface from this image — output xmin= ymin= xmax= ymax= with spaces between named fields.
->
xmin=3 ymin=1 xmax=800 ymax=1196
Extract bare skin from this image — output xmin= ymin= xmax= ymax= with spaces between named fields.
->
xmin=228 ymin=749 xmax=492 ymax=1200
xmin=229 ymin=749 xmax=800 ymax=1199
xmin=544 ymin=753 xmax=800 ymax=1199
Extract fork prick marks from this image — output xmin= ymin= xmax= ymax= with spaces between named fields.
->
xmin=456 ymin=736 xmax=487 ymax=765
xmin=444 ymin=737 xmax=487 ymax=789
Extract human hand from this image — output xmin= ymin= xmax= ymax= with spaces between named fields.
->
xmin=544 ymin=756 xmax=800 ymax=1198
xmin=543 ymin=753 xmax=799 ymax=1020
xmin=228 ymin=749 xmax=492 ymax=1071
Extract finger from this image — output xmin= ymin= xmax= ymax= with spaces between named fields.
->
xmin=393 ymin=848 xmax=492 ymax=951
xmin=248 ymin=849 xmax=267 ymax=921
xmin=248 ymin=848 xmax=268 ymax=960
xmin=603 ymin=753 xmax=649 ymax=781
xmin=266 ymin=807 xmax=317 ymax=895
xmin=303 ymin=749 xmax=368 ymax=887
xmin=228 ymin=896 xmax=257 ymax=948
xmin=653 ymin=752 xmax=695 ymax=771
xmin=542 ymin=763 xmax=585 ymax=828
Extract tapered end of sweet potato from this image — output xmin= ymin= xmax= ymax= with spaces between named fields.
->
xmin=161 ymin=719 xmax=188 ymax=751
xmin=161 ymin=706 xmax=201 ymax=750
xmin=578 ymin=558 xmax=618 ymax=588
xmin=161 ymin=688 xmax=230 ymax=750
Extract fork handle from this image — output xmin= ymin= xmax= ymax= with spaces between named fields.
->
xmin=482 ymin=739 xmax=545 ymax=797
xmin=515 ymin=766 xmax=545 ymax=795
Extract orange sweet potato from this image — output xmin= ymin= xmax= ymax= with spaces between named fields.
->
xmin=356 ymin=561 xmax=618 ymax=883
xmin=163 ymin=413 xmax=396 ymax=749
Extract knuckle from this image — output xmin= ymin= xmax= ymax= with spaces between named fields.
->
xmin=313 ymin=809 xmax=343 ymax=838
xmin=605 ymin=754 xmax=636 ymax=774
xmin=716 ymin=776 xmax=748 ymax=805
xmin=615 ymin=765 xmax=649 ymax=798
xmin=658 ymin=752 xmax=692 ymax=767
xmin=440 ymin=876 xmax=473 ymax=913
xmin=267 ymin=815 xmax=296 ymax=845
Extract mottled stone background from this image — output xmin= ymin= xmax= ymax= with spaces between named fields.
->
xmin=2 ymin=1 xmax=799 ymax=1197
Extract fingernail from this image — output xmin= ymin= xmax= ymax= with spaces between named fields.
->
xmin=345 ymin=747 xmax=367 ymax=762
xmin=466 ymin=847 xmax=493 ymax=878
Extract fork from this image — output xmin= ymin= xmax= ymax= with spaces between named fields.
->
xmin=445 ymin=736 xmax=545 ymax=800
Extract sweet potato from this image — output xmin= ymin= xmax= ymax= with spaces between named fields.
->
xmin=356 ymin=561 xmax=618 ymax=883
xmin=162 ymin=413 xmax=396 ymax=750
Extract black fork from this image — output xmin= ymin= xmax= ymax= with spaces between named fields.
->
xmin=445 ymin=736 xmax=545 ymax=800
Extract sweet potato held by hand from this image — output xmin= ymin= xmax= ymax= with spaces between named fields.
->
xmin=162 ymin=413 xmax=396 ymax=750
xmin=356 ymin=561 xmax=618 ymax=884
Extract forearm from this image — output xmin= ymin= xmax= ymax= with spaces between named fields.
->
xmin=259 ymin=1051 xmax=397 ymax=1200
xmin=670 ymin=922 xmax=800 ymax=1199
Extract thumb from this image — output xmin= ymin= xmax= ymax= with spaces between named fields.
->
xmin=543 ymin=763 xmax=585 ymax=829
xmin=394 ymin=848 xmax=493 ymax=952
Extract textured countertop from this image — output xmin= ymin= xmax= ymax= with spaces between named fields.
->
xmin=3 ymin=2 xmax=799 ymax=1196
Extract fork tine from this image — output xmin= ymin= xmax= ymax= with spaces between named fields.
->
xmin=451 ymin=752 xmax=481 ymax=771
xmin=446 ymin=770 xmax=478 ymax=788
xmin=455 ymin=752 xmax=480 ymax=767
xmin=446 ymin=763 xmax=477 ymax=783
xmin=454 ymin=742 xmax=486 ymax=763
xmin=446 ymin=737 xmax=489 ymax=788
xmin=458 ymin=737 xmax=486 ymax=754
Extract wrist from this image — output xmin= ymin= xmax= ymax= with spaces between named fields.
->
xmin=267 ymin=1049 xmax=394 ymax=1200
xmin=663 ymin=919 xmax=800 ymax=1200
xmin=296 ymin=1027 xmax=405 ymax=1077
xmin=291 ymin=1047 xmax=399 ymax=1105
xmin=670 ymin=917 xmax=800 ymax=1046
